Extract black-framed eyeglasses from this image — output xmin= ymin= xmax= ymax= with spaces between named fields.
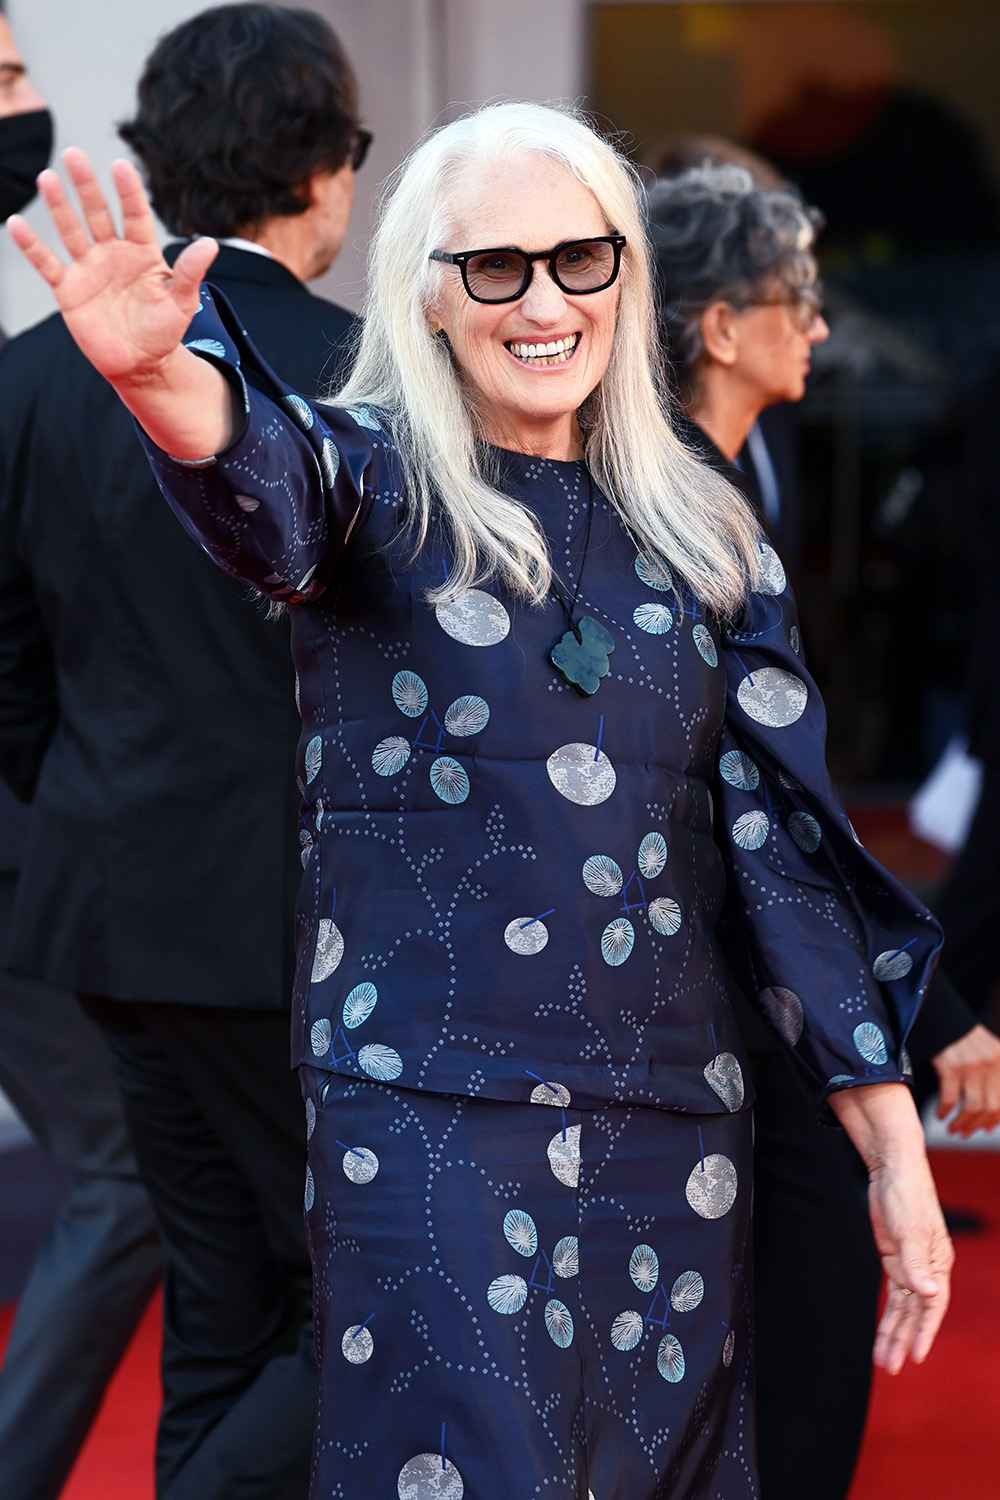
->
xmin=735 ymin=282 xmax=824 ymax=333
xmin=429 ymin=235 xmax=626 ymax=304
xmin=348 ymin=127 xmax=372 ymax=172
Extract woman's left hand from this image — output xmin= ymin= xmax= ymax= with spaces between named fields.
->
xmin=829 ymin=1081 xmax=953 ymax=1374
xmin=865 ymin=1150 xmax=954 ymax=1374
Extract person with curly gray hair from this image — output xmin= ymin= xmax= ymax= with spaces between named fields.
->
xmin=650 ymin=158 xmax=1000 ymax=1500
xmin=648 ymin=162 xmax=826 ymax=470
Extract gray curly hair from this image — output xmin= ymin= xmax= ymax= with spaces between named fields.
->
xmin=646 ymin=163 xmax=823 ymax=382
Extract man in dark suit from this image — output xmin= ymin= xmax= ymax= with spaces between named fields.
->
xmin=0 ymin=15 xmax=162 ymax=1500
xmin=0 ymin=8 xmax=366 ymax=1497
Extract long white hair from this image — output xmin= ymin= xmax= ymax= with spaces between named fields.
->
xmin=336 ymin=101 xmax=759 ymax=613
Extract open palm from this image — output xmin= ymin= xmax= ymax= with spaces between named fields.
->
xmin=8 ymin=148 xmax=219 ymax=385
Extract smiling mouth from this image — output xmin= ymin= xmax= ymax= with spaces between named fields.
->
xmin=505 ymin=333 xmax=580 ymax=366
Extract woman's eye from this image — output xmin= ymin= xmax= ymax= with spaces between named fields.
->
xmin=470 ymin=253 xmax=522 ymax=277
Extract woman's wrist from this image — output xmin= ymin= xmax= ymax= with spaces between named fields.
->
xmin=116 ymin=345 xmax=237 ymax=460
xmin=828 ymin=1081 xmax=927 ymax=1175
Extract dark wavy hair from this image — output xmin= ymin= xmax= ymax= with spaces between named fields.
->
xmin=118 ymin=4 xmax=358 ymax=238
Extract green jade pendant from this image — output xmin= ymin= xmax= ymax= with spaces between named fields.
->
xmin=550 ymin=615 xmax=615 ymax=695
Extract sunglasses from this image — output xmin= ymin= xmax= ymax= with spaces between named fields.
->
xmin=736 ymin=282 xmax=824 ymax=333
xmin=429 ymin=235 xmax=626 ymax=304
xmin=348 ymin=127 xmax=372 ymax=172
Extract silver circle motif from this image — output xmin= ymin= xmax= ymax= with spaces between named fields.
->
xmin=737 ymin=666 xmax=808 ymax=728
xmin=703 ymin=1053 xmax=745 ymax=1112
xmin=685 ymin=1153 xmax=738 ymax=1219
xmin=547 ymin=1125 xmax=581 ymax=1187
xmin=342 ymin=1324 xmax=373 ymax=1364
xmin=504 ymin=917 xmax=549 ymax=956
xmin=546 ymin=744 xmax=617 ymax=806
xmin=342 ymin=1146 xmax=379 ymax=1184
xmin=756 ymin=543 xmax=787 ymax=595
xmin=434 ymin=590 xmax=511 ymax=647
xmin=530 ymin=1081 xmax=570 ymax=1107
xmin=311 ymin=920 xmax=345 ymax=983
xmin=397 ymin=1454 xmax=465 ymax=1500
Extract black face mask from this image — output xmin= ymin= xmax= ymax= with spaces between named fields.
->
xmin=0 ymin=108 xmax=53 ymax=221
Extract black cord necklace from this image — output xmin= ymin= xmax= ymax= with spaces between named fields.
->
xmin=549 ymin=472 xmax=615 ymax=695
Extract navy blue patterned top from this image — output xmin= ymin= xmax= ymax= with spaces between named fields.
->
xmin=141 ymin=288 xmax=941 ymax=1115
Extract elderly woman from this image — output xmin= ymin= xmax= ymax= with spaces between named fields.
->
xmin=12 ymin=104 xmax=951 ymax=1500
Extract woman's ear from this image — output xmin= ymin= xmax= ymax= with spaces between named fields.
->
xmin=700 ymin=301 xmax=740 ymax=368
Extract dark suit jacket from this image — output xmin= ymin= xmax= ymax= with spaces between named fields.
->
xmin=0 ymin=246 xmax=358 ymax=1007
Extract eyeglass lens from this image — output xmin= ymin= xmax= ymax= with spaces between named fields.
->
xmin=464 ymin=240 xmax=618 ymax=302
xmin=349 ymin=128 xmax=372 ymax=171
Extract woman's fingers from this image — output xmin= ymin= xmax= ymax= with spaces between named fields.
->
xmin=62 ymin=148 xmax=118 ymax=243
xmin=171 ymin=236 xmax=220 ymax=301
xmin=874 ymin=1283 xmax=924 ymax=1373
xmin=109 ymin=157 xmax=160 ymax=246
xmin=36 ymin=167 xmax=94 ymax=261
xmin=6 ymin=213 xmax=67 ymax=289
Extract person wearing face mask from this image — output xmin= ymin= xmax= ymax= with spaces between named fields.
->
xmin=0 ymin=11 xmax=51 ymax=235
xmin=0 ymin=7 xmax=366 ymax=1497
xmin=0 ymin=13 xmax=162 ymax=1500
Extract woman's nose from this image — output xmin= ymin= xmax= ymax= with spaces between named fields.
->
xmin=809 ymin=313 xmax=830 ymax=345
xmin=518 ymin=262 xmax=567 ymax=324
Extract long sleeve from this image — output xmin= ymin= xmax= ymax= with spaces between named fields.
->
xmin=714 ymin=547 xmax=942 ymax=1110
xmin=0 ymin=408 xmax=57 ymax=802
xmin=137 ymin=285 xmax=377 ymax=602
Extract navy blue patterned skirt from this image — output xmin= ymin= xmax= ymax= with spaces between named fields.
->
xmin=300 ymin=1069 xmax=757 ymax=1500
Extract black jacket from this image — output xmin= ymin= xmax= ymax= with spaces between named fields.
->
xmin=0 ymin=245 xmax=357 ymax=1007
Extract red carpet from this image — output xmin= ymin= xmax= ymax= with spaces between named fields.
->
xmin=849 ymin=1149 xmax=1000 ymax=1500
xmin=0 ymin=1154 xmax=995 ymax=1498
xmin=0 ymin=1293 xmax=159 ymax=1500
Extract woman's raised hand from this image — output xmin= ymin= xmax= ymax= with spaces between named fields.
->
xmin=8 ymin=150 xmax=217 ymax=386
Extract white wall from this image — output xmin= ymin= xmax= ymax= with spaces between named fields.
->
xmin=0 ymin=0 xmax=586 ymax=336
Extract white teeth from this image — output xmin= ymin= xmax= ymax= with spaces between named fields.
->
xmin=508 ymin=333 xmax=578 ymax=363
